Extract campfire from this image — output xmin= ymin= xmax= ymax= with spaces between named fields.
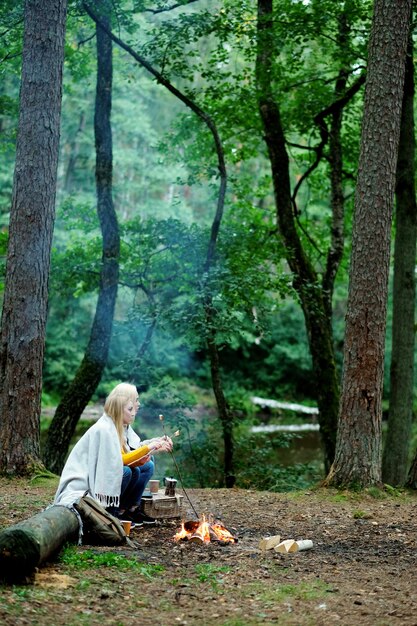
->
xmin=174 ymin=515 xmax=237 ymax=544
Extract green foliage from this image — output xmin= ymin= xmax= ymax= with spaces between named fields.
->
xmin=366 ymin=486 xmax=388 ymax=500
xmin=233 ymin=427 xmax=323 ymax=492
xmin=43 ymin=293 xmax=96 ymax=392
xmin=172 ymin=413 xmax=224 ymax=488
xmin=169 ymin=409 xmax=323 ymax=491
xmin=383 ymin=483 xmax=404 ymax=498
xmin=1 ymin=0 xmax=387 ymax=484
xmin=37 ymin=0 xmax=370 ymax=411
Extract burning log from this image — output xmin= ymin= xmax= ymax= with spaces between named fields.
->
xmin=174 ymin=515 xmax=237 ymax=544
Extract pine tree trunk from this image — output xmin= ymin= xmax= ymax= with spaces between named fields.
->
xmin=0 ymin=0 xmax=68 ymax=475
xmin=43 ymin=6 xmax=120 ymax=474
xmin=326 ymin=0 xmax=412 ymax=488
xmin=383 ymin=34 xmax=417 ymax=487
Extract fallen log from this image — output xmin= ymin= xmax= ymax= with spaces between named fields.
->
xmin=250 ymin=396 xmax=319 ymax=415
xmin=0 ymin=505 xmax=79 ymax=581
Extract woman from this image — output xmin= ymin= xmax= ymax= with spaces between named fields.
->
xmin=54 ymin=382 xmax=173 ymax=526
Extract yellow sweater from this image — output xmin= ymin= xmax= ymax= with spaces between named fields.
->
xmin=122 ymin=444 xmax=151 ymax=467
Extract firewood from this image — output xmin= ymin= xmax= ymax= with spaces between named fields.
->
xmin=274 ymin=539 xmax=297 ymax=553
xmin=274 ymin=538 xmax=314 ymax=553
xmin=295 ymin=539 xmax=313 ymax=551
xmin=258 ymin=534 xmax=281 ymax=551
xmin=0 ymin=505 xmax=79 ymax=580
xmin=188 ymin=534 xmax=206 ymax=544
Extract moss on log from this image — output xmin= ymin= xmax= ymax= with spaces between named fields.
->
xmin=0 ymin=505 xmax=79 ymax=580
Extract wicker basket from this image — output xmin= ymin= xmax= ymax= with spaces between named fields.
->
xmin=140 ymin=491 xmax=183 ymax=519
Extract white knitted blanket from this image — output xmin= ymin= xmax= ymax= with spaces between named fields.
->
xmin=54 ymin=413 xmax=124 ymax=508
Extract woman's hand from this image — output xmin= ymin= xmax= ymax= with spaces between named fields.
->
xmin=149 ymin=436 xmax=173 ymax=453
xmin=160 ymin=436 xmax=173 ymax=452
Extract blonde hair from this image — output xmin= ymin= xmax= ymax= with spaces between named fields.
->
xmin=104 ymin=383 xmax=139 ymax=449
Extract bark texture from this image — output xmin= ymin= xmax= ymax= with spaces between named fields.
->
xmin=326 ymin=0 xmax=412 ymax=488
xmin=383 ymin=35 xmax=417 ymax=487
xmin=0 ymin=0 xmax=68 ymax=475
xmin=43 ymin=8 xmax=120 ymax=474
xmin=0 ymin=506 xmax=79 ymax=580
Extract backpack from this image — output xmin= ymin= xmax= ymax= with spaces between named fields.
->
xmin=74 ymin=494 xmax=127 ymax=546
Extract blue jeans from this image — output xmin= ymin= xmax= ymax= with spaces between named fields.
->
xmin=120 ymin=460 xmax=154 ymax=510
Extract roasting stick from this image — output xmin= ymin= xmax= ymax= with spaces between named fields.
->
xmin=159 ymin=414 xmax=199 ymax=519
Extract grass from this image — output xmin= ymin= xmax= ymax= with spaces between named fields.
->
xmin=249 ymin=578 xmax=330 ymax=603
xmin=194 ymin=563 xmax=230 ymax=590
xmin=216 ymin=579 xmax=331 ymax=626
xmin=352 ymin=509 xmax=371 ymax=519
xmin=169 ymin=563 xmax=231 ymax=593
xmin=59 ymin=545 xmax=165 ymax=579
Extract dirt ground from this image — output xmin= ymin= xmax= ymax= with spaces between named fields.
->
xmin=1 ymin=476 xmax=417 ymax=626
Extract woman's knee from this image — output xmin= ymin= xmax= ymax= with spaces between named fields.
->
xmin=138 ymin=460 xmax=154 ymax=477
xmin=123 ymin=466 xmax=133 ymax=480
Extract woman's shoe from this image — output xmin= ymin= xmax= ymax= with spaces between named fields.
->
xmin=126 ymin=509 xmax=157 ymax=526
xmin=136 ymin=511 xmax=158 ymax=525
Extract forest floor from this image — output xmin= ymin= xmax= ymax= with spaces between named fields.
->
xmin=1 ymin=476 xmax=417 ymax=626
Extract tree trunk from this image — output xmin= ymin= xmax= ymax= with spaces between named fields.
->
xmin=0 ymin=0 xmax=68 ymax=475
xmin=206 ymin=321 xmax=235 ymax=488
xmin=0 ymin=506 xmax=79 ymax=581
xmin=382 ymin=34 xmax=417 ymax=487
xmin=43 ymin=6 xmax=120 ymax=474
xmin=326 ymin=0 xmax=412 ymax=488
xmin=256 ymin=0 xmax=341 ymax=471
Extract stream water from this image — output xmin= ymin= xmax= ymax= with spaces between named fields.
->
xmin=251 ymin=423 xmax=324 ymax=466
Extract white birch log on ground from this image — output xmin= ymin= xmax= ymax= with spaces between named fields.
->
xmin=295 ymin=539 xmax=313 ymax=551
xmin=274 ymin=538 xmax=314 ymax=553
xmin=0 ymin=505 xmax=79 ymax=580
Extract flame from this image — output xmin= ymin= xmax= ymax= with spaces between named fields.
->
xmin=191 ymin=515 xmax=211 ymax=543
xmin=210 ymin=522 xmax=236 ymax=543
xmin=174 ymin=515 xmax=237 ymax=544
xmin=174 ymin=521 xmax=190 ymax=541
